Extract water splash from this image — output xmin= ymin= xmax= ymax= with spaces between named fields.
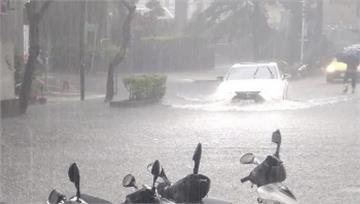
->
xmin=165 ymin=94 xmax=358 ymax=112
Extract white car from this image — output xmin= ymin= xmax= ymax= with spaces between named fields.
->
xmin=215 ymin=62 xmax=289 ymax=102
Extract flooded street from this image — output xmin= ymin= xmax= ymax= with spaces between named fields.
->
xmin=2 ymin=0 xmax=360 ymax=203
xmin=2 ymin=73 xmax=360 ymax=204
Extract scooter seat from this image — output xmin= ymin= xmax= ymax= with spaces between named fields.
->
xmin=69 ymin=194 xmax=112 ymax=204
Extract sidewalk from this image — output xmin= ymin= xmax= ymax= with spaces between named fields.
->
xmin=38 ymin=66 xmax=230 ymax=102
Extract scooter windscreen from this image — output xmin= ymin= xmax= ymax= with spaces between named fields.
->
xmin=159 ymin=174 xmax=210 ymax=203
xmin=242 ymin=155 xmax=286 ymax=187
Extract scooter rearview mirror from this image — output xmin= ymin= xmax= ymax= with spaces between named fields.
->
xmin=68 ymin=163 xmax=81 ymax=201
xmin=272 ymin=129 xmax=282 ymax=145
xmin=151 ymin=160 xmax=161 ymax=177
xmin=147 ymin=162 xmax=170 ymax=185
xmin=272 ymin=130 xmax=282 ymax=159
xmin=240 ymin=153 xmax=255 ymax=164
xmin=192 ymin=143 xmax=202 ymax=174
xmin=47 ymin=189 xmax=65 ymax=204
xmin=122 ymin=174 xmax=138 ymax=189
xmin=151 ymin=160 xmax=161 ymax=190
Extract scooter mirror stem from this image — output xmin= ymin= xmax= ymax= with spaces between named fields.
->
xmin=160 ymin=169 xmax=171 ymax=185
xmin=272 ymin=130 xmax=282 ymax=159
xmin=274 ymin=143 xmax=280 ymax=159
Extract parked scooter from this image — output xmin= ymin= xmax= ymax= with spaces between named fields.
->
xmin=240 ymin=130 xmax=297 ymax=204
xmin=151 ymin=143 xmax=232 ymax=204
xmin=121 ymin=160 xmax=175 ymax=203
xmin=47 ymin=163 xmax=112 ymax=204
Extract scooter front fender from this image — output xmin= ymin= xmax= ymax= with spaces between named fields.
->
xmin=257 ymin=183 xmax=296 ymax=204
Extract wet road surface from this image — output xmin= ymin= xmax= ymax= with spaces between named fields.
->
xmin=1 ymin=72 xmax=360 ymax=204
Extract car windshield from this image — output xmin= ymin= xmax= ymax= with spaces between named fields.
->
xmin=226 ymin=65 xmax=278 ymax=80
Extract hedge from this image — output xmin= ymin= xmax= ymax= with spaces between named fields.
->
xmin=123 ymin=74 xmax=167 ymax=101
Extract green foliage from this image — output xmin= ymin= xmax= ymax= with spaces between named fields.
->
xmin=188 ymin=0 xmax=270 ymax=43
xmin=123 ymin=74 xmax=167 ymax=101
xmin=28 ymin=78 xmax=45 ymax=101
xmin=145 ymin=0 xmax=165 ymax=17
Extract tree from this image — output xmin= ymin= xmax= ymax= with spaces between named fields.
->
xmin=251 ymin=1 xmax=271 ymax=60
xmin=19 ymin=0 xmax=53 ymax=113
xmin=105 ymin=0 xmax=136 ymax=102
xmin=188 ymin=0 xmax=270 ymax=59
xmin=145 ymin=0 xmax=165 ymax=17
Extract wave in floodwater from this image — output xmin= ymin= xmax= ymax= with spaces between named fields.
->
xmin=164 ymin=94 xmax=358 ymax=112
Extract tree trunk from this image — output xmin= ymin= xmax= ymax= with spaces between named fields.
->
xmin=20 ymin=2 xmax=39 ymax=113
xmin=105 ymin=0 xmax=135 ymax=102
xmin=19 ymin=0 xmax=53 ymax=113
xmin=106 ymin=63 xmax=115 ymax=102
xmin=252 ymin=2 xmax=260 ymax=61
xmin=79 ymin=0 xmax=86 ymax=100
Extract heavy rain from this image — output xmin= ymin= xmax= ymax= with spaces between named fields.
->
xmin=1 ymin=0 xmax=360 ymax=204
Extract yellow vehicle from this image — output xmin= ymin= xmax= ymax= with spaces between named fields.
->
xmin=325 ymin=59 xmax=360 ymax=83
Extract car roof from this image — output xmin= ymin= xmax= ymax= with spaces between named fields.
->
xmin=230 ymin=62 xmax=278 ymax=68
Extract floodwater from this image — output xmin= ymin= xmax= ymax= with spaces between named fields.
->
xmin=1 ymin=74 xmax=360 ymax=204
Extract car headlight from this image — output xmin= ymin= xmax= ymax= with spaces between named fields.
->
xmin=326 ymin=66 xmax=336 ymax=73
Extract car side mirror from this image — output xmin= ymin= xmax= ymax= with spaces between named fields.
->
xmin=240 ymin=153 xmax=255 ymax=164
xmin=282 ymin=74 xmax=291 ymax=80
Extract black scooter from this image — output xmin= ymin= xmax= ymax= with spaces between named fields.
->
xmin=47 ymin=163 xmax=112 ymax=204
xmin=121 ymin=160 xmax=175 ymax=203
xmin=151 ymin=143 xmax=232 ymax=204
xmin=240 ymin=130 xmax=297 ymax=204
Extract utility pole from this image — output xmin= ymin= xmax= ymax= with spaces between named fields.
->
xmin=300 ymin=0 xmax=306 ymax=63
xmin=79 ymin=0 xmax=86 ymax=100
